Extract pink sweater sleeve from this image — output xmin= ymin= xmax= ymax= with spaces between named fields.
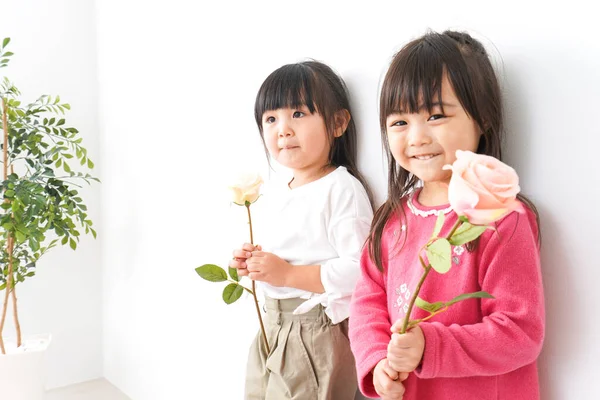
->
xmin=416 ymin=209 xmax=545 ymax=379
xmin=349 ymin=244 xmax=392 ymax=398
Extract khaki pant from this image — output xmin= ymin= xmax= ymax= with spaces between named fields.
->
xmin=245 ymin=297 xmax=358 ymax=400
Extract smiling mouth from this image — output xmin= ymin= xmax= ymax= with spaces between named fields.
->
xmin=412 ymin=154 xmax=439 ymax=160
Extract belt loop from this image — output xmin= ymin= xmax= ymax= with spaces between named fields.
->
xmin=276 ymin=299 xmax=282 ymax=325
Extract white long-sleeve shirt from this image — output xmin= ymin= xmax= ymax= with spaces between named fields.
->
xmin=253 ymin=166 xmax=373 ymax=324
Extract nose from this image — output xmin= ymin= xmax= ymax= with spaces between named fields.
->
xmin=277 ymin=120 xmax=293 ymax=138
xmin=407 ymin=122 xmax=432 ymax=147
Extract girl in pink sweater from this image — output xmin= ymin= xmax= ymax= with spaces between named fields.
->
xmin=348 ymin=30 xmax=545 ymax=399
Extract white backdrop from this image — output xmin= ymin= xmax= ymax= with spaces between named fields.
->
xmin=95 ymin=1 xmax=600 ymax=399
xmin=4 ymin=0 xmax=600 ymax=399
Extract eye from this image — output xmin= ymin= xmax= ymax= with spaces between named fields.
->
xmin=264 ymin=116 xmax=275 ymax=124
xmin=390 ymin=120 xmax=407 ymax=127
xmin=428 ymin=114 xmax=445 ymax=121
xmin=293 ymin=111 xmax=305 ymax=118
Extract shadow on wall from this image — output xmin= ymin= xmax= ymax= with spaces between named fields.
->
xmin=503 ymin=51 xmax=585 ymax=400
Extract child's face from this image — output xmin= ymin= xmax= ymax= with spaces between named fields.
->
xmin=261 ymin=106 xmax=331 ymax=174
xmin=385 ymin=76 xmax=481 ymax=185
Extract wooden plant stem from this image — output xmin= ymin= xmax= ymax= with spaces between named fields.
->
xmin=0 ymin=99 xmax=8 ymax=354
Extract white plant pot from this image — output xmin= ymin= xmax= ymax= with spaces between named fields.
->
xmin=0 ymin=333 xmax=51 ymax=400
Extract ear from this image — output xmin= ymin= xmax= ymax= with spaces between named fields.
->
xmin=334 ymin=109 xmax=351 ymax=138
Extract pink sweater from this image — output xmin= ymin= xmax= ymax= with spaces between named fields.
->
xmin=349 ymin=195 xmax=544 ymax=399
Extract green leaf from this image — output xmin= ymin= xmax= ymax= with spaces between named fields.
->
xmin=415 ymin=296 xmax=445 ymax=313
xmin=87 ymin=159 xmax=94 ymax=169
xmin=431 ymin=212 xmax=445 ymax=239
xmin=15 ymin=231 xmax=26 ymax=243
xmin=445 ymin=291 xmax=494 ymax=307
xmin=228 ymin=266 xmax=239 ymax=282
xmin=222 ymin=283 xmax=244 ymax=304
xmin=4 ymin=190 xmax=15 ymax=198
xmin=69 ymin=238 xmax=77 ymax=250
xmin=2 ymin=38 xmax=10 ymax=47
xmin=449 ymin=222 xmax=487 ymax=246
xmin=426 ymin=238 xmax=452 ymax=274
xmin=29 ymin=237 xmax=40 ymax=252
xmin=195 ymin=264 xmax=227 ymax=282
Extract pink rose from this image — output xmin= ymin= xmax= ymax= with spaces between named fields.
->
xmin=443 ymin=150 xmax=523 ymax=225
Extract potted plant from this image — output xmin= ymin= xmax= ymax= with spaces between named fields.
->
xmin=0 ymin=37 xmax=98 ymax=400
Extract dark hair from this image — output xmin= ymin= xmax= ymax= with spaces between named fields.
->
xmin=254 ymin=60 xmax=373 ymax=206
xmin=368 ymin=30 xmax=540 ymax=271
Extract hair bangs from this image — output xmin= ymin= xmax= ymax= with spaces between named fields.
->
xmin=254 ymin=64 xmax=319 ymax=127
xmin=381 ymin=41 xmax=448 ymax=122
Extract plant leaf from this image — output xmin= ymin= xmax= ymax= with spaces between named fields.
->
xmin=431 ymin=212 xmax=445 ymax=239
xmin=426 ymin=238 xmax=451 ymax=274
xmin=415 ymin=296 xmax=445 ymax=313
xmin=222 ymin=283 xmax=244 ymax=304
xmin=195 ymin=264 xmax=227 ymax=282
xmin=449 ymin=222 xmax=487 ymax=246
xmin=445 ymin=291 xmax=494 ymax=307
xmin=228 ymin=266 xmax=239 ymax=282
xmin=15 ymin=231 xmax=26 ymax=243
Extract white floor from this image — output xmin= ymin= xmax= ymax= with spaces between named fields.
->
xmin=46 ymin=379 xmax=130 ymax=400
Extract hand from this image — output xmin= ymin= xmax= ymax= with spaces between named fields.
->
xmin=228 ymin=243 xmax=262 ymax=278
xmin=373 ymin=358 xmax=407 ymax=400
xmin=387 ymin=322 xmax=425 ymax=373
xmin=246 ymin=250 xmax=292 ymax=287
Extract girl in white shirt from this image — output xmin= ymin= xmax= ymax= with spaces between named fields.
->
xmin=230 ymin=60 xmax=373 ymax=400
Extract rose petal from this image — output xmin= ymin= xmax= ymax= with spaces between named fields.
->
xmin=448 ymin=173 xmax=479 ymax=215
xmin=463 ymin=208 xmax=510 ymax=225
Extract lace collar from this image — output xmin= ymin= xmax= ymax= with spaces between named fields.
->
xmin=406 ymin=191 xmax=453 ymax=218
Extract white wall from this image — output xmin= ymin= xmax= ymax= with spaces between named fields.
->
xmin=1 ymin=0 xmax=103 ymax=390
xmin=93 ymin=1 xmax=600 ymax=399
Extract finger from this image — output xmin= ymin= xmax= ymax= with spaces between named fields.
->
xmin=255 ymin=244 xmax=262 ymax=251
xmin=379 ymin=376 xmax=403 ymax=397
xmin=233 ymin=249 xmax=253 ymax=259
xmin=238 ymin=268 xmax=249 ymax=277
xmin=229 ymin=259 xmax=247 ymax=269
xmin=391 ymin=333 xmax=410 ymax=348
xmin=241 ymin=243 xmax=256 ymax=251
xmin=382 ymin=359 xmax=400 ymax=381
xmin=399 ymin=372 xmax=409 ymax=381
xmin=248 ymin=272 xmax=263 ymax=281
xmin=250 ymin=251 xmax=265 ymax=258
xmin=390 ymin=319 xmax=404 ymax=334
xmin=246 ymin=263 xmax=260 ymax=273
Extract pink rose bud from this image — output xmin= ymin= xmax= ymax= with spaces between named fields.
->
xmin=443 ymin=150 xmax=523 ymax=225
